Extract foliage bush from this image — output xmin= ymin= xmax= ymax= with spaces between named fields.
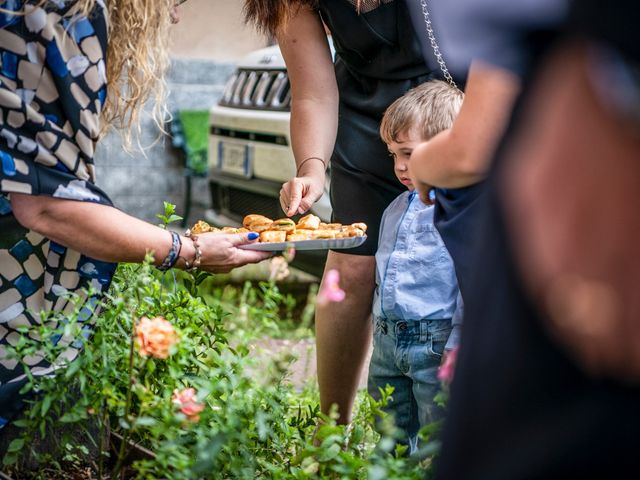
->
xmin=2 ymin=209 xmax=437 ymax=478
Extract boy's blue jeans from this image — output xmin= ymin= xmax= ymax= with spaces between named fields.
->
xmin=367 ymin=316 xmax=452 ymax=453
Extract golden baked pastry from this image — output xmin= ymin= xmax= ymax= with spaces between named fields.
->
xmin=350 ymin=222 xmax=367 ymax=233
xmin=191 ymin=220 xmax=215 ymax=234
xmin=296 ymin=214 xmax=321 ymax=230
xmin=191 ymin=216 xmax=367 ymax=243
xmin=243 ymin=214 xmax=274 ymax=233
xmin=319 ymin=223 xmax=343 ymax=231
xmin=312 ymin=229 xmax=337 ymax=239
xmin=337 ymin=226 xmax=366 ymax=238
xmin=270 ymin=218 xmax=296 ymax=233
xmin=260 ymin=230 xmax=287 ymax=243
xmin=287 ymin=229 xmax=315 ymax=241
xmin=243 ymin=214 xmax=272 ymax=228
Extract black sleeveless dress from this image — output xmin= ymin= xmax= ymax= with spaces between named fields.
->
xmin=317 ymin=0 xmax=437 ymax=255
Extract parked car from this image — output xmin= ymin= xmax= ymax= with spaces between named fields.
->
xmin=206 ymin=44 xmax=332 ymax=275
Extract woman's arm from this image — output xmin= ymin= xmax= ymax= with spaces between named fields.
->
xmin=11 ymin=194 xmax=271 ymax=273
xmin=276 ymin=6 xmax=339 ymax=216
xmin=409 ymin=62 xmax=520 ymax=198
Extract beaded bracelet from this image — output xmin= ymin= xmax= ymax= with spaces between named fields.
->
xmin=296 ymin=156 xmax=326 ymax=176
xmin=157 ymin=231 xmax=182 ymax=271
xmin=179 ymin=229 xmax=202 ymax=272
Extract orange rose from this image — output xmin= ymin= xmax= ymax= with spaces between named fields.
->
xmin=135 ymin=316 xmax=178 ymax=359
xmin=172 ymin=387 xmax=205 ymax=422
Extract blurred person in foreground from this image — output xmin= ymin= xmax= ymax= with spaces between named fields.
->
xmin=404 ymin=0 xmax=640 ymax=478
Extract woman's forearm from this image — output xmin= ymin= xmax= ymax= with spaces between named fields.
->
xmin=290 ymin=97 xmax=338 ymax=174
xmin=11 ymin=194 xmax=272 ymax=273
xmin=11 ymin=194 xmax=180 ymax=265
xmin=277 ymin=7 xmax=339 ymax=175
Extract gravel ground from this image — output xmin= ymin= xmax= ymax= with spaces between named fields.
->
xmin=250 ymin=337 xmax=371 ymax=391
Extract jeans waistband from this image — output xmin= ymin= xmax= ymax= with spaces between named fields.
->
xmin=373 ymin=316 xmax=452 ymax=339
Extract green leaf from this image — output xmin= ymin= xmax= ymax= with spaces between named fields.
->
xmin=133 ymin=416 xmax=157 ymax=427
xmin=7 ymin=438 xmax=24 ymax=453
xmin=59 ymin=409 xmax=88 ymax=423
xmin=41 ymin=395 xmax=53 ymax=416
xmin=2 ymin=452 xmax=18 ymax=466
xmin=317 ymin=443 xmax=341 ymax=462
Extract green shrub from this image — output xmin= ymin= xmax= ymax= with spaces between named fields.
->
xmin=3 ymin=259 xmax=435 ymax=479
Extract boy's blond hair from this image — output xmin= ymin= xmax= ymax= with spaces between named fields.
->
xmin=380 ymin=80 xmax=464 ymax=144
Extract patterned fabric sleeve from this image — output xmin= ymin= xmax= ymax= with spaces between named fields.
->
xmin=0 ymin=0 xmax=117 ymax=426
xmin=0 ymin=0 xmax=111 ymax=204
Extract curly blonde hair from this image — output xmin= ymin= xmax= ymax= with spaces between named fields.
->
xmin=101 ymin=0 xmax=173 ymax=143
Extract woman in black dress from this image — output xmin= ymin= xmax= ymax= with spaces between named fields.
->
xmin=244 ymin=0 xmax=441 ymax=423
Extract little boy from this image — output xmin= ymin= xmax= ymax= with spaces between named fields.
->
xmin=368 ymin=80 xmax=464 ymax=453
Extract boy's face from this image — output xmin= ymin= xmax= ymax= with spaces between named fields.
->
xmin=386 ymin=128 xmax=423 ymax=191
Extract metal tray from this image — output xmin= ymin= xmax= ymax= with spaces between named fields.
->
xmin=238 ymin=235 xmax=367 ymax=251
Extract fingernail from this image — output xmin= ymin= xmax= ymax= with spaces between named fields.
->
xmin=248 ymin=232 xmax=259 ymax=240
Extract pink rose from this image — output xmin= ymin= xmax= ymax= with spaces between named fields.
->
xmin=316 ymin=269 xmax=346 ymax=306
xmin=136 ymin=316 xmax=178 ymax=359
xmin=437 ymin=346 xmax=459 ymax=384
xmin=172 ymin=387 xmax=205 ymax=422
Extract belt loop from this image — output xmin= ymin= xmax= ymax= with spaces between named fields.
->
xmin=375 ymin=317 xmax=388 ymax=335
xmin=420 ymin=320 xmax=428 ymax=343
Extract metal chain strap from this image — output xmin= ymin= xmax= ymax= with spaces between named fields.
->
xmin=419 ymin=0 xmax=459 ymax=90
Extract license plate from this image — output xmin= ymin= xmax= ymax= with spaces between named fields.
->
xmin=218 ymin=141 xmax=251 ymax=177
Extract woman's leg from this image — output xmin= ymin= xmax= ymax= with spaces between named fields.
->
xmin=316 ymin=250 xmax=376 ymax=424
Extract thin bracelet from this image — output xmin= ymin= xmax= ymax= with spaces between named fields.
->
xmin=179 ymin=229 xmax=202 ymax=272
xmin=157 ymin=231 xmax=181 ymax=271
xmin=296 ymin=156 xmax=326 ymax=176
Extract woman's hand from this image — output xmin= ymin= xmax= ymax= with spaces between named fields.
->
xmin=279 ymin=167 xmax=326 ymax=217
xmin=188 ymin=232 xmax=272 ymax=273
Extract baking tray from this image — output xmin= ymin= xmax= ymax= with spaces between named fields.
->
xmin=238 ymin=235 xmax=367 ymax=251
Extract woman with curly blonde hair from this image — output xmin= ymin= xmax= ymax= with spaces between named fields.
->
xmin=0 ymin=0 xmax=270 ymax=426
xmin=244 ymin=0 xmax=444 ymax=425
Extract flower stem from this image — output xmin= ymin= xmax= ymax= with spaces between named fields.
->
xmin=112 ymin=311 xmax=137 ymax=478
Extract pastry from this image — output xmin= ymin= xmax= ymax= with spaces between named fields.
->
xmin=259 ymin=230 xmax=287 ymax=243
xmin=270 ymin=218 xmax=296 ymax=233
xmin=296 ymin=214 xmax=321 ymax=230
xmin=191 ymin=220 xmax=214 ymax=234
xmin=350 ymin=222 xmax=367 ymax=233
xmin=338 ymin=226 xmax=366 ymax=238
xmin=243 ymin=214 xmax=272 ymax=228
xmin=287 ymin=229 xmax=315 ymax=241
xmin=320 ymin=223 xmax=343 ymax=231
xmin=311 ymin=229 xmax=336 ymax=239
xmin=243 ymin=214 xmax=274 ymax=233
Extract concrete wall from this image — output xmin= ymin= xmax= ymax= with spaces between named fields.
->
xmin=170 ymin=0 xmax=268 ymax=62
xmin=94 ymin=1 xmax=269 ymax=224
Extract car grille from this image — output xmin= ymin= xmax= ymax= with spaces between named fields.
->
xmin=211 ymin=183 xmax=283 ymax=222
xmin=219 ymin=69 xmax=291 ymax=112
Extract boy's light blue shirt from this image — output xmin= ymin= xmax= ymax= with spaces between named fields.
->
xmin=373 ymin=190 xmax=463 ymax=350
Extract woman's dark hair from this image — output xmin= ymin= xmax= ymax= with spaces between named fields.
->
xmin=243 ymin=0 xmax=318 ymax=36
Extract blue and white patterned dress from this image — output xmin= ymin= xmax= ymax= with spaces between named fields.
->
xmin=0 ymin=0 xmax=116 ymax=426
